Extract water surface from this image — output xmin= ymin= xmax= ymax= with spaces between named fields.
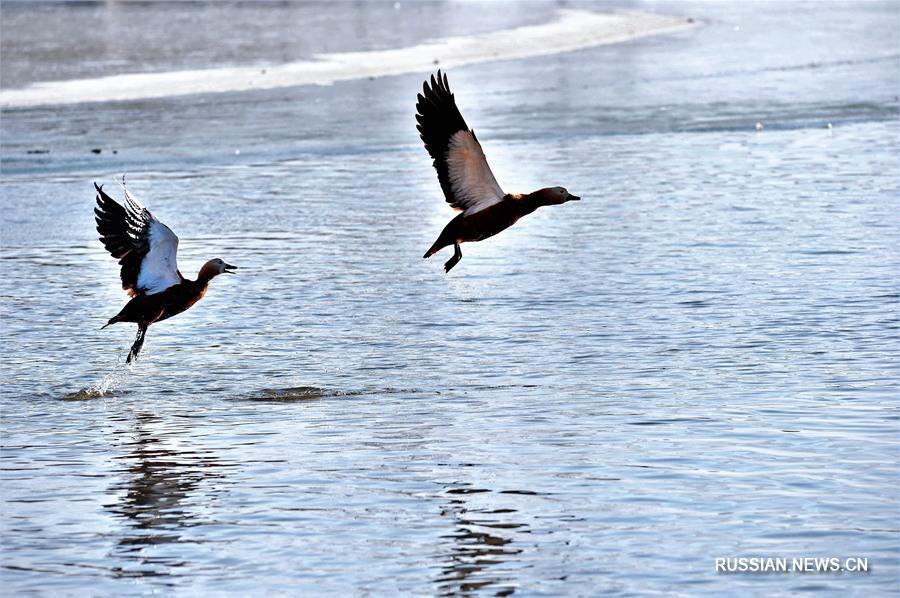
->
xmin=1 ymin=1 xmax=898 ymax=595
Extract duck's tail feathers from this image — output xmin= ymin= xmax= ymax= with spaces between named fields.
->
xmin=100 ymin=315 xmax=120 ymax=330
xmin=423 ymin=239 xmax=447 ymax=259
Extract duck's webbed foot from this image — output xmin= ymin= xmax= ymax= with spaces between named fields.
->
xmin=126 ymin=325 xmax=148 ymax=364
xmin=444 ymin=243 xmax=462 ymax=273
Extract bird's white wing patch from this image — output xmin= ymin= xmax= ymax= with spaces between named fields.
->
xmin=446 ymin=130 xmax=505 ymax=215
xmin=137 ymin=218 xmax=181 ymax=295
xmin=115 ymin=177 xmax=181 ymax=295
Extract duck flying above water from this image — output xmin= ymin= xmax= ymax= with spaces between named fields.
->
xmin=94 ymin=179 xmax=236 ymax=363
xmin=417 ymin=70 xmax=581 ymax=272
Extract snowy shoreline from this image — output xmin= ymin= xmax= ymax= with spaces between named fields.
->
xmin=0 ymin=10 xmax=697 ymax=108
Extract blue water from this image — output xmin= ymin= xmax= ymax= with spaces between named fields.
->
xmin=1 ymin=1 xmax=898 ymax=595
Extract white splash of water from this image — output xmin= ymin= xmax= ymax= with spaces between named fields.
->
xmin=64 ymin=370 xmax=123 ymax=400
xmin=64 ymin=357 xmax=138 ymax=400
xmin=85 ymin=369 xmax=123 ymax=397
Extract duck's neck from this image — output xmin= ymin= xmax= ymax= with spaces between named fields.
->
xmin=516 ymin=192 xmax=548 ymax=216
xmin=187 ymin=274 xmax=212 ymax=302
xmin=194 ymin=266 xmax=217 ymax=287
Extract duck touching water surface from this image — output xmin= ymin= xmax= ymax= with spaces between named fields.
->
xmin=94 ymin=179 xmax=236 ymax=363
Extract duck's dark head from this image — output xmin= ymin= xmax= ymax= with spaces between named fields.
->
xmin=198 ymin=258 xmax=237 ymax=282
xmin=531 ymin=186 xmax=581 ymax=206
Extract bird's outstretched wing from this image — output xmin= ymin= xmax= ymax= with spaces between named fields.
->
xmin=94 ymin=180 xmax=181 ymax=296
xmin=416 ymin=71 xmax=505 ymax=216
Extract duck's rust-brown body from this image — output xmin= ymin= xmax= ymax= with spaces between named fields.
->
xmin=423 ymin=189 xmax=578 ymax=271
xmin=104 ymin=269 xmax=215 ymax=329
xmin=425 ymin=193 xmax=539 ymax=255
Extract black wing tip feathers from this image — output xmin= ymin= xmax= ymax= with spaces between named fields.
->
xmin=94 ymin=182 xmax=122 ymax=212
xmin=416 ymin=69 xmax=466 ymax=137
xmin=92 ymin=178 xmax=151 ymax=294
xmin=416 ymin=69 xmax=452 ymax=111
xmin=420 ymin=69 xmax=450 ymax=98
xmin=416 ymin=69 xmax=470 ymax=207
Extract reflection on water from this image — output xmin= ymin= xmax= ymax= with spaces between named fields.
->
xmin=436 ymin=485 xmax=527 ymax=596
xmin=106 ymin=413 xmax=229 ymax=578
